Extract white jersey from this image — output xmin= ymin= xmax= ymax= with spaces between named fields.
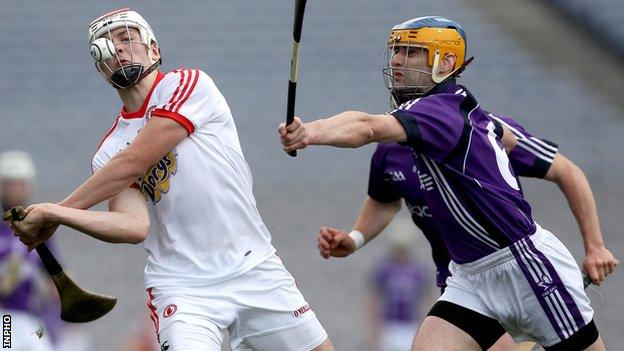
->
xmin=92 ymin=69 xmax=275 ymax=287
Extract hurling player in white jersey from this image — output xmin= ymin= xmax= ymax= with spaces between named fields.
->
xmin=9 ymin=8 xmax=334 ymax=351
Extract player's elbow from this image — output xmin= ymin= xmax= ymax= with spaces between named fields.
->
xmin=128 ymin=217 xmax=150 ymax=244
xmin=549 ymin=155 xmax=582 ymax=186
xmin=348 ymin=113 xmax=381 ymax=147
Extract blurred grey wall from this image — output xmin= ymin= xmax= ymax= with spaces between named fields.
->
xmin=1 ymin=1 xmax=622 ymax=350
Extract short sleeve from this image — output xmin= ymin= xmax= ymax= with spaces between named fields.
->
xmin=390 ymin=96 xmax=465 ymax=160
xmin=91 ymin=117 xmax=139 ymax=188
xmin=367 ymin=144 xmax=402 ymax=203
xmin=490 ymin=114 xmax=559 ymax=178
xmin=91 ymin=117 xmax=120 ymax=174
xmin=91 ymin=152 xmax=106 ymax=174
xmin=151 ymin=69 xmax=227 ymax=135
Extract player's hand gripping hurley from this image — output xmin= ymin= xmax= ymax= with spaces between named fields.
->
xmin=3 ymin=206 xmax=117 ymax=323
xmin=285 ymin=0 xmax=308 ymax=157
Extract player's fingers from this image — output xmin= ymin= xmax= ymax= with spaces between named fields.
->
xmin=586 ymin=265 xmax=600 ymax=285
xmin=320 ymin=232 xmax=333 ymax=243
xmin=11 ymin=221 xmax=26 ymax=236
xmin=317 ymin=243 xmax=330 ymax=259
xmin=329 ymin=237 xmax=341 ymax=249
xmin=325 ymin=227 xmax=342 ymax=235
xmin=283 ymin=124 xmax=305 ymax=145
xmin=606 ymin=259 xmax=616 ymax=275
xmin=598 ymin=268 xmax=606 ymax=284
xmin=317 ymin=242 xmax=326 ymax=254
xmin=278 ymin=123 xmax=287 ymax=136
xmin=285 ymin=143 xmax=302 ymax=153
xmin=283 ymin=140 xmax=308 ymax=153
xmin=595 ymin=265 xmax=606 ymax=284
xmin=286 ymin=117 xmax=303 ymax=133
xmin=320 ymin=227 xmax=333 ymax=238
xmin=318 ymin=238 xmax=330 ymax=251
xmin=24 ymin=205 xmax=37 ymax=214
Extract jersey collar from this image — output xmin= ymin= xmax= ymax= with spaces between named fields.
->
xmin=423 ymin=78 xmax=457 ymax=97
xmin=120 ymin=71 xmax=166 ymax=119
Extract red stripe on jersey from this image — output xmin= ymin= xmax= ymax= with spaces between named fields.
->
xmin=171 ymin=69 xmax=200 ymax=113
xmin=91 ymin=115 xmax=121 ymax=174
xmin=146 ymin=288 xmax=160 ymax=342
xmin=165 ymin=69 xmax=188 ymax=111
xmin=151 ymin=109 xmax=195 ymax=135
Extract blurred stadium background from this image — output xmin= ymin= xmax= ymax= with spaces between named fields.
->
xmin=1 ymin=0 xmax=622 ymax=350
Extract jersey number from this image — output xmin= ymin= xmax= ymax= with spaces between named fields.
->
xmin=486 ymin=122 xmax=519 ymax=190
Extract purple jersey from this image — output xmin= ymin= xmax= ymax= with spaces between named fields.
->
xmin=0 ymin=221 xmax=42 ymax=312
xmin=373 ymin=258 xmax=429 ymax=323
xmin=388 ymin=81 xmax=551 ymax=263
xmin=369 ymin=115 xmax=557 ymax=286
xmin=0 ymin=221 xmax=61 ymax=320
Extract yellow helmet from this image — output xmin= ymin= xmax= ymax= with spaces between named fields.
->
xmin=383 ymin=16 xmax=468 ymax=105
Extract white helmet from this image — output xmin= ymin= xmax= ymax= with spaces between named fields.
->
xmin=0 ymin=151 xmax=36 ymax=182
xmin=88 ymin=8 xmax=161 ymax=89
xmin=88 ymin=8 xmax=157 ymax=51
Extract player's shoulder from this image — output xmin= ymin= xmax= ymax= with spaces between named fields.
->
xmin=157 ymin=68 xmax=217 ymax=95
xmin=396 ymin=90 xmax=464 ymax=115
xmin=487 ymin=113 xmax=529 ymax=136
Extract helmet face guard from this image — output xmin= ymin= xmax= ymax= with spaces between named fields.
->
xmin=382 ymin=43 xmax=436 ymax=107
xmin=382 ymin=16 xmax=468 ymax=106
xmin=88 ymin=8 xmax=161 ymax=89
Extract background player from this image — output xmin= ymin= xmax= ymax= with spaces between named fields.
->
xmin=9 ymin=8 xmax=334 ymax=351
xmin=0 ymin=151 xmax=56 ymax=350
xmin=365 ymin=222 xmax=433 ymax=351
xmin=280 ymin=16 xmax=617 ymax=351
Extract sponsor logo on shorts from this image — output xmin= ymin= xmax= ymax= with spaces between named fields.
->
xmin=537 ymin=274 xmax=557 ymax=297
xmin=293 ymin=304 xmax=311 ymax=317
xmin=163 ymin=304 xmax=178 ymax=318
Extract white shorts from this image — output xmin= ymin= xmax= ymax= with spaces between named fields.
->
xmin=146 ymin=254 xmax=328 ymax=351
xmin=440 ymin=225 xmax=594 ymax=347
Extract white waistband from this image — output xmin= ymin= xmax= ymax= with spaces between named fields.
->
xmin=452 ymin=223 xmax=548 ymax=275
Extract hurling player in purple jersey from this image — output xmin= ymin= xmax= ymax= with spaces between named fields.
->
xmin=280 ymin=16 xmax=618 ymax=351
xmin=319 ymin=113 xmax=611 ymax=351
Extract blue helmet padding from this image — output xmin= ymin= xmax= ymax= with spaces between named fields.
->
xmin=392 ymin=16 xmax=467 ymax=42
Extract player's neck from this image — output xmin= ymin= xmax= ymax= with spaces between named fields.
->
xmin=117 ymin=70 xmax=160 ymax=113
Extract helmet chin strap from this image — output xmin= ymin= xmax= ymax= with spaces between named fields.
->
xmin=110 ymin=58 xmax=161 ymax=89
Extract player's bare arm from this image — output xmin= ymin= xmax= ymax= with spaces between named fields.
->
xmin=61 ymin=117 xmax=188 ymax=211
xmin=279 ymin=112 xmax=407 ymax=153
xmin=544 ymin=153 xmax=619 ymax=284
xmin=11 ymin=188 xmax=149 ymax=246
xmin=318 ymin=196 xmax=401 ymax=259
xmin=23 ymin=117 xmax=187 ymax=250
xmin=500 ymin=125 xmax=517 ymax=153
